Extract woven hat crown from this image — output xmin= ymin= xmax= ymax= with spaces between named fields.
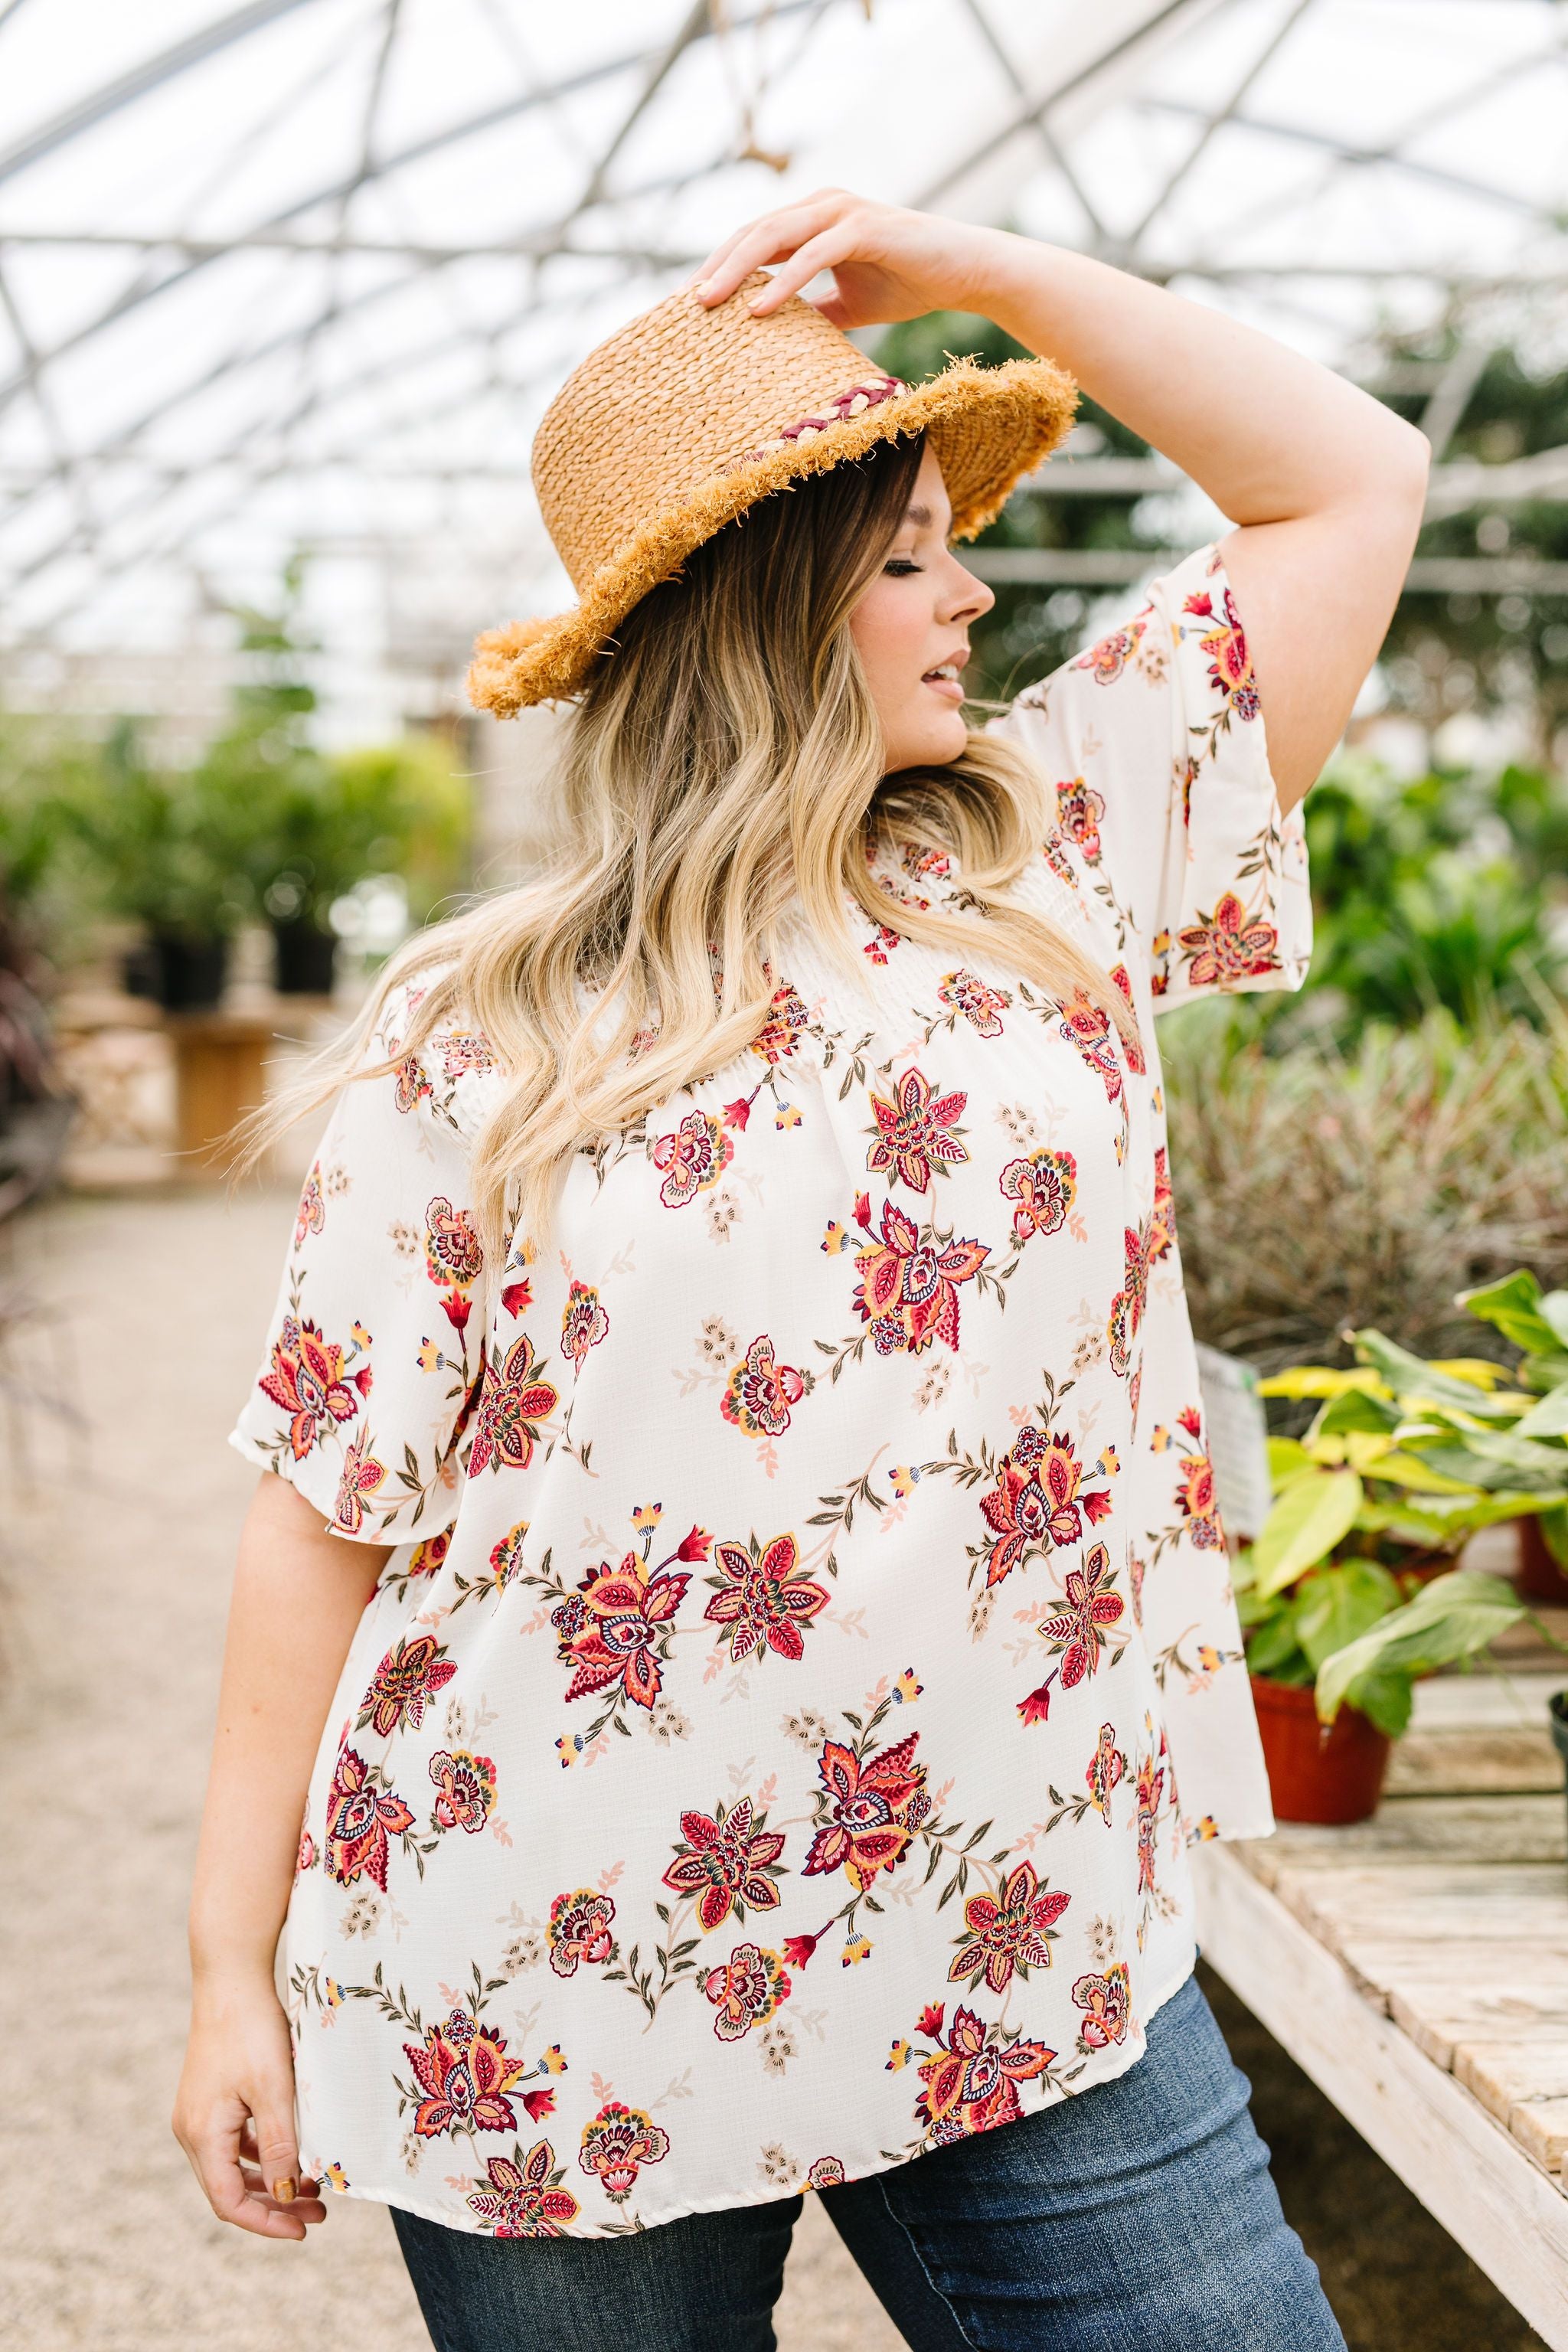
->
xmin=536 ymin=270 xmax=921 ymax=590
xmin=469 ymin=267 xmax=1077 ymax=714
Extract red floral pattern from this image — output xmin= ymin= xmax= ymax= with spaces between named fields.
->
xmin=233 ymin=543 xmax=1309 ymax=2239
xmin=404 ymin=2012 xmax=530 ymax=2141
xmin=909 ymin=2002 xmax=1057 ymax=2142
xmin=850 ymin=1198 xmax=988 ymax=1356
xmin=662 ymin=1794 xmax=787 ymax=1935
xmin=803 ymin=1729 xmax=928 ymax=1890
xmin=948 ymin=1860 xmax=1071 ymax=1994
xmin=469 ymin=1331 xmax=559 ymax=1475
xmin=466 ymin=2141 xmax=580 ymax=2233
xmin=325 ymin=1746 xmax=413 ymax=1890
xmin=578 ymin=2102 xmax=671 ymax=2201
xmin=259 ymin=1315 xmax=367 ymax=1461
xmin=560 ymin=1550 xmax=691 ymax=1710
xmin=866 ymin=1063 xmax=969 ymax=1191
xmin=702 ymin=1530 xmax=830 ymax=1664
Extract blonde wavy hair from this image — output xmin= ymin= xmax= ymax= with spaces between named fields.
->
xmin=234 ymin=428 xmax=1141 ymax=1253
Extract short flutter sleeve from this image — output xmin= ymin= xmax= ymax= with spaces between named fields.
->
xmin=984 ymin=539 xmax=1312 ymax=1011
xmin=227 ymin=978 xmax=498 ymax=1544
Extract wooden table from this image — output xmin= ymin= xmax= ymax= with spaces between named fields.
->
xmin=165 ymin=997 xmax=336 ymax=1176
xmin=1194 ymin=1621 xmax=1568 ymax=2345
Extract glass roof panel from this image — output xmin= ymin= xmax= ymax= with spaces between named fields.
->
xmin=0 ymin=0 xmax=1562 ymax=729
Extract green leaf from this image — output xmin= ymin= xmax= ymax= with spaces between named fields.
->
xmin=1515 ymin=1383 xmax=1568 ymax=1440
xmin=1293 ymin=1561 xmax=1403 ymax=1672
xmin=1351 ymin=1329 xmax=1522 ymax=1421
xmin=1309 ymin=1388 xmax=1402 ymax=1441
xmin=1266 ymin=1436 xmax=1318 ymax=1489
xmin=1455 ymin=1269 xmax=1560 ymax=1357
xmin=1250 ymin=1468 xmax=1364 ymax=1599
xmin=1315 ymin=1569 xmax=1524 ymax=1725
xmin=1540 ymin=1504 xmax=1568 ymax=1572
xmin=1362 ymin=1446 xmax=1480 ymax=1494
xmin=1245 ymin=1605 xmax=1308 ymax=1679
xmin=1341 ymin=1664 xmax=1416 ymax=1738
xmin=1420 ymin=1429 xmax=1568 ymax=1493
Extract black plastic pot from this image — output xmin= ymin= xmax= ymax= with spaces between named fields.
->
xmin=123 ymin=929 xmax=229 ymax=1012
xmin=271 ymin=916 xmax=338 ymax=996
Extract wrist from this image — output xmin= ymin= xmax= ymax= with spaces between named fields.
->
xmin=190 ymin=1929 xmax=281 ymax=1997
xmin=949 ymin=223 xmax=1040 ymax=324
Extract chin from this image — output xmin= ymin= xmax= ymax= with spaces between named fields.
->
xmin=891 ymin=714 xmax=969 ymax=771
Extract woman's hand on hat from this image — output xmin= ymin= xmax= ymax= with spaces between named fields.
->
xmin=685 ymin=188 xmax=1002 ymax=330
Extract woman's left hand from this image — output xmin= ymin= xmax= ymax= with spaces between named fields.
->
xmin=685 ymin=188 xmax=1004 ymax=331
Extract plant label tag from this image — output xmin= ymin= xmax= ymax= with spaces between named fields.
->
xmin=1194 ymin=1341 xmax=1272 ymax=1544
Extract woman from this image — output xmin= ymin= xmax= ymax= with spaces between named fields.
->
xmin=175 ymin=191 xmax=1426 ymax=2350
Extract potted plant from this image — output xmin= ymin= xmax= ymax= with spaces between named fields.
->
xmin=52 ymin=720 xmax=254 ymax=1011
xmin=252 ymin=736 xmax=470 ymax=996
xmin=1237 ymin=1318 xmax=1568 ymax=1821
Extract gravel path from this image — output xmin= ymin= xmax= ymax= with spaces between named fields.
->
xmin=0 ymin=1187 xmax=902 ymax=2351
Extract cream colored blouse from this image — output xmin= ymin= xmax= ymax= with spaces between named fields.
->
xmin=230 ymin=539 xmax=1310 ymax=2239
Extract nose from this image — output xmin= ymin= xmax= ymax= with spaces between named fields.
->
xmin=943 ymin=553 xmax=995 ymax=624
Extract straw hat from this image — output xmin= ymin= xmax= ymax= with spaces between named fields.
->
xmin=466 ymin=266 xmax=1077 ymax=717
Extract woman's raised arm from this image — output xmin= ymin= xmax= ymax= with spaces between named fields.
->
xmin=690 ymin=192 xmax=1431 ymax=814
xmin=172 ymin=1473 xmax=389 ymax=2239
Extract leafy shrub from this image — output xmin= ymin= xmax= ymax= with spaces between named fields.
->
xmin=1159 ymin=1004 xmax=1568 ymax=1379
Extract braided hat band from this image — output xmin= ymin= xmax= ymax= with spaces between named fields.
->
xmin=466 ymin=266 xmax=1078 ymax=717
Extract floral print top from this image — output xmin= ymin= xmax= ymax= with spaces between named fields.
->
xmin=229 ymin=541 xmax=1311 ymax=2240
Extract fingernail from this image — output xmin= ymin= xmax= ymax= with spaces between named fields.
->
xmin=694 ymin=277 xmax=711 ymax=299
xmin=273 ymin=2175 xmax=297 ymax=2203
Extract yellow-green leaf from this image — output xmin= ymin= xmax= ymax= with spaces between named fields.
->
xmin=1256 ymin=1367 xmax=1387 ymax=1400
xmin=1344 ymin=1431 xmax=1395 ymax=1472
xmin=1427 ymin=1357 xmax=1509 ymax=1389
xmin=1250 ymin=1469 xmax=1365 ymax=1599
xmin=1267 ymin=1436 xmax=1318 ymax=1488
xmin=1363 ymin=1449 xmax=1480 ymax=1495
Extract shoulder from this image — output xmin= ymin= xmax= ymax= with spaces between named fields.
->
xmin=986 ymin=541 xmax=1230 ymax=746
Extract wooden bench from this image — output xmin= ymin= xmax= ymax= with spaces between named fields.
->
xmin=1194 ymin=1627 xmax=1568 ymax=2345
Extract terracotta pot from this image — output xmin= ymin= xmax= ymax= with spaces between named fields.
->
xmin=1249 ymin=1673 xmax=1392 ymax=1825
xmin=1516 ymin=1515 xmax=1568 ymax=1608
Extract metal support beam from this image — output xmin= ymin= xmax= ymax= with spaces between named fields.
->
xmin=2 ymin=232 xmax=1562 ymax=293
xmin=965 ymin=547 xmax=1568 ymax=595
xmin=0 ymin=0 xmax=319 ymax=188
xmin=916 ymin=0 xmax=1217 ymax=208
xmin=1135 ymin=95 xmax=1562 ymax=220
xmin=0 ymin=2 xmax=819 ymax=417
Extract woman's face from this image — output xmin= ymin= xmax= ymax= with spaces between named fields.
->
xmin=848 ymin=442 xmax=997 ymax=773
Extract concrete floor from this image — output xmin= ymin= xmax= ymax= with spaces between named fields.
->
xmin=0 ymin=1184 xmax=1547 ymax=2350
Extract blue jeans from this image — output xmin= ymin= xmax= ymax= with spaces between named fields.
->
xmin=390 ymin=1968 xmax=1345 ymax=2351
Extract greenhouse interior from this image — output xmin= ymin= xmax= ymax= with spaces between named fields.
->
xmin=2 ymin=3 xmax=1568 ymax=2348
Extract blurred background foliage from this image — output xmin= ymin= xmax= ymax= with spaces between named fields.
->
xmin=870 ymin=310 xmax=1568 ymax=743
xmin=0 ymin=310 xmax=1562 ymax=1385
xmin=861 ymin=308 xmax=1568 ymax=1379
xmin=0 ymin=573 xmax=472 ymax=997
